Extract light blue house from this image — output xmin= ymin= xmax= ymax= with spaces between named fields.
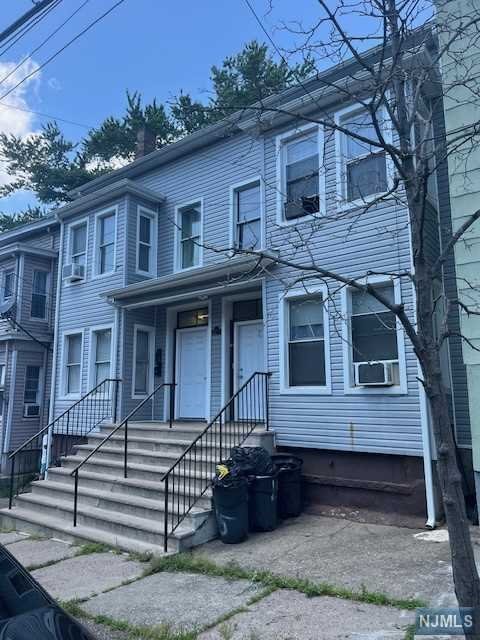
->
xmin=0 ymin=39 xmax=472 ymax=551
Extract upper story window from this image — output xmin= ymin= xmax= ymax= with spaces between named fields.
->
xmin=337 ymin=107 xmax=388 ymax=204
xmin=278 ymin=126 xmax=322 ymax=222
xmin=233 ymin=181 xmax=261 ymax=250
xmin=136 ymin=208 xmax=157 ymax=277
xmin=31 ymin=271 xmax=48 ymax=320
xmin=349 ymin=283 xmax=400 ymax=387
xmin=64 ymin=332 xmax=83 ymax=397
xmin=3 ymin=269 xmax=14 ymax=302
xmin=95 ymin=210 xmax=116 ymax=276
xmin=70 ymin=221 xmax=87 ymax=266
xmin=177 ymin=202 xmax=202 ymax=270
xmin=0 ymin=364 xmax=5 ymax=418
xmin=91 ymin=327 xmax=112 ymax=386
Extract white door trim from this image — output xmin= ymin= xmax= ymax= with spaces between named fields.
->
xmin=233 ymin=319 xmax=265 ymax=392
xmin=175 ymin=325 xmax=209 ymax=420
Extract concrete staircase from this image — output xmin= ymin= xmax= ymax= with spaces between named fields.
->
xmin=0 ymin=421 xmax=223 ymax=556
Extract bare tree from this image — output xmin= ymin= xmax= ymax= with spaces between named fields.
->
xmin=184 ymin=0 xmax=480 ymax=626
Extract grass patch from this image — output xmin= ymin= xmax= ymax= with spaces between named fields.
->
xmin=404 ymin=624 xmax=416 ymax=640
xmin=60 ymin=600 xmax=197 ymax=640
xmin=75 ymin=542 xmax=113 ymax=556
xmin=145 ymin=553 xmax=426 ymax=611
xmin=128 ymin=550 xmax=154 ymax=563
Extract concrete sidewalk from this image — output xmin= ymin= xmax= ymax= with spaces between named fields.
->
xmin=1 ymin=514 xmax=476 ymax=639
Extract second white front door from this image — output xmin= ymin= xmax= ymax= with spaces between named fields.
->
xmin=176 ymin=327 xmax=208 ymax=419
xmin=234 ymin=320 xmax=265 ymax=419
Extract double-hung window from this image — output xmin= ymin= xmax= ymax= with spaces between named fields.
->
xmin=287 ymin=295 xmax=326 ymax=388
xmin=70 ymin=222 xmax=87 ymax=267
xmin=95 ymin=210 xmax=116 ymax=276
xmin=31 ymin=271 xmax=48 ymax=319
xmin=65 ymin=333 xmax=82 ymax=396
xmin=133 ymin=326 xmax=153 ymax=397
xmin=3 ymin=269 xmax=14 ymax=301
xmin=24 ymin=365 xmax=41 ymax=417
xmin=338 ymin=107 xmax=388 ymax=203
xmin=233 ymin=182 xmax=261 ymax=250
xmin=178 ymin=203 xmax=201 ymax=270
xmin=0 ymin=364 xmax=5 ymax=419
xmin=137 ymin=209 xmax=157 ymax=276
xmin=350 ymin=283 xmax=400 ymax=386
xmin=92 ymin=328 xmax=112 ymax=386
xmin=281 ymin=128 xmax=320 ymax=221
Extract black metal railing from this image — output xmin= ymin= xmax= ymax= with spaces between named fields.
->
xmin=70 ymin=382 xmax=176 ymax=527
xmin=8 ymin=378 xmax=121 ymax=509
xmin=161 ymin=371 xmax=270 ymax=552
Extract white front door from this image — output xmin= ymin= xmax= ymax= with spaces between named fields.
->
xmin=234 ymin=320 xmax=265 ymax=419
xmin=176 ymin=327 xmax=208 ymax=419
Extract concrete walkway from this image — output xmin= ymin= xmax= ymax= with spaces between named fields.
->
xmin=1 ymin=514 xmax=475 ymax=639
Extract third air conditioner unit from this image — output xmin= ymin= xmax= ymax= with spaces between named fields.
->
xmin=354 ymin=361 xmax=395 ymax=387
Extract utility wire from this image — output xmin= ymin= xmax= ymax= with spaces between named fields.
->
xmin=0 ymin=0 xmax=62 ymax=59
xmin=0 ymin=0 xmax=58 ymax=47
xmin=0 ymin=0 xmax=126 ymax=104
xmin=0 ymin=101 xmax=92 ymax=129
xmin=0 ymin=1 xmax=90 ymax=90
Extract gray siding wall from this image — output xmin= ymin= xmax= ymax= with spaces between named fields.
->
xmin=52 ymin=198 xmax=127 ymax=419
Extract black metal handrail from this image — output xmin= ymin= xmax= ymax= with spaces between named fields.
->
xmin=161 ymin=371 xmax=271 ymax=552
xmin=8 ymin=378 xmax=121 ymax=509
xmin=70 ymin=382 xmax=176 ymax=527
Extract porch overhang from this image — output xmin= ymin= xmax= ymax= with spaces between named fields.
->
xmin=103 ymin=253 xmax=277 ymax=309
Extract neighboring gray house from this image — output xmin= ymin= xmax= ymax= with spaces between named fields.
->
xmin=0 ymin=217 xmax=59 ymax=476
xmin=0 ymin=34 xmax=472 ymax=550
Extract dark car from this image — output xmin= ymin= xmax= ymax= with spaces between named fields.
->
xmin=0 ymin=543 xmax=96 ymax=640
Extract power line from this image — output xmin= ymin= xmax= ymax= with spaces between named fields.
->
xmin=0 ymin=1 xmax=62 ymax=58
xmin=0 ymin=1 xmax=90 ymax=90
xmin=0 ymin=101 xmax=92 ymax=129
xmin=0 ymin=0 xmax=58 ymax=46
xmin=0 ymin=0 xmax=126 ymax=104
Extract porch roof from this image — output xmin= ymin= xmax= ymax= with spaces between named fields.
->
xmin=103 ymin=253 xmax=276 ymax=309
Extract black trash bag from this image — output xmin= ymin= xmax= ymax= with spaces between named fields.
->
xmin=228 ymin=446 xmax=274 ymax=477
xmin=212 ymin=462 xmax=249 ymax=544
xmin=212 ymin=461 xmax=245 ymax=488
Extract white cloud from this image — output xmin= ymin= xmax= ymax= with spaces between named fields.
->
xmin=0 ymin=58 xmax=41 ymax=187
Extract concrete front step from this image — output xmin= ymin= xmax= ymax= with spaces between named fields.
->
xmin=46 ymin=467 xmax=213 ymax=507
xmin=13 ymin=492 xmax=213 ymax=550
xmin=0 ymin=507 xmax=169 ymax=556
xmin=73 ymin=443 xmax=223 ymax=470
xmin=31 ymin=479 xmax=211 ymax=525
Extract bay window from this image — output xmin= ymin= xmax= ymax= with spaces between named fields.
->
xmin=178 ymin=203 xmax=202 ymax=270
xmin=137 ymin=208 xmax=157 ymax=276
xmin=31 ymin=270 xmax=48 ymax=319
xmin=95 ymin=210 xmax=116 ymax=276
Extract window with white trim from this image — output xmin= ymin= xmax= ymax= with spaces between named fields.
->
xmin=137 ymin=209 xmax=156 ymax=275
xmin=339 ymin=107 xmax=388 ymax=202
xmin=178 ymin=203 xmax=201 ymax=269
xmin=95 ymin=210 xmax=116 ymax=275
xmin=287 ymin=295 xmax=326 ymax=387
xmin=349 ymin=283 xmax=400 ymax=385
xmin=281 ymin=128 xmax=320 ymax=221
xmin=233 ymin=182 xmax=261 ymax=250
xmin=133 ymin=327 xmax=153 ymax=396
xmin=24 ymin=365 xmax=41 ymax=403
xmin=92 ymin=328 xmax=112 ymax=386
xmin=64 ymin=333 xmax=82 ymax=396
xmin=70 ymin=222 xmax=87 ymax=267
xmin=31 ymin=270 xmax=48 ymax=319
xmin=3 ymin=269 xmax=14 ymax=301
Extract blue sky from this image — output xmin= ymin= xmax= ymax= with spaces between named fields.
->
xmin=0 ymin=0 xmax=322 ymax=213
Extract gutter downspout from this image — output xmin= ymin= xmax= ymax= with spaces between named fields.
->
xmin=43 ymin=219 xmax=64 ymax=476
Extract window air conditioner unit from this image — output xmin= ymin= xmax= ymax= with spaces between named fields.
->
xmin=24 ymin=403 xmax=40 ymax=418
xmin=354 ymin=361 xmax=395 ymax=387
xmin=62 ymin=263 xmax=85 ymax=283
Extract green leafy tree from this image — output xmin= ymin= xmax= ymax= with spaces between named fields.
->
xmin=0 ymin=40 xmax=314 ymax=227
xmin=0 ymin=206 xmax=47 ymax=232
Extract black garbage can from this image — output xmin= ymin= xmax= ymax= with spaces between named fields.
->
xmin=271 ymin=454 xmax=303 ymax=519
xmin=213 ymin=476 xmax=249 ymax=544
xmin=248 ymin=473 xmax=278 ymax=532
